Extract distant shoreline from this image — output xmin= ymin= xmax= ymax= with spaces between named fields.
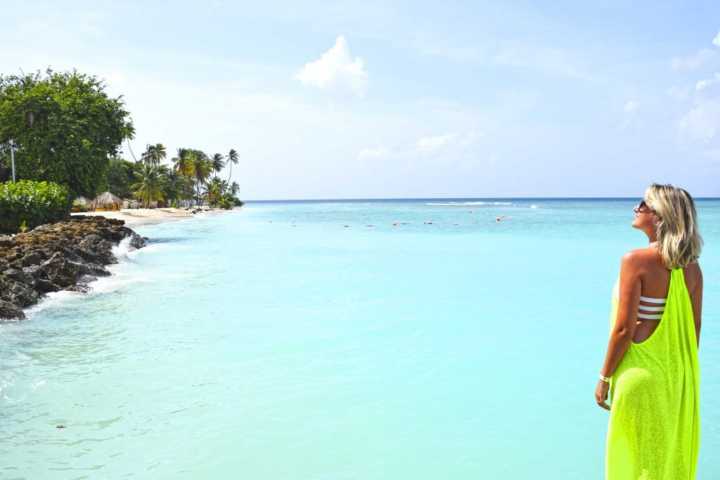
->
xmin=71 ymin=207 xmax=235 ymax=227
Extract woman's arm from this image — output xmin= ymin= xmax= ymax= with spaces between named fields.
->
xmin=691 ymin=263 xmax=703 ymax=349
xmin=600 ymin=251 xmax=642 ymax=378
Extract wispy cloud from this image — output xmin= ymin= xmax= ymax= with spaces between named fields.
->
xmin=416 ymin=133 xmax=459 ymax=152
xmin=696 ymin=73 xmax=720 ymax=92
xmin=358 ymin=131 xmax=481 ymax=162
xmin=295 ymin=35 xmax=368 ymax=96
xmin=713 ymin=31 xmax=720 ymax=48
xmin=678 ymin=98 xmax=720 ymax=144
xmin=357 ymin=146 xmax=391 ymax=161
xmin=418 ymin=41 xmax=594 ymax=81
xmin=623 ymin=100 xmax=639 ymax=113
xmin=671 ymin=48 xmax=715 ymax=71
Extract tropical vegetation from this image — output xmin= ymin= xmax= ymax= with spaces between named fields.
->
xmin=0 ymin=69 xmax=134 ymax=198
xmin=0 ymin=180 xmax=71 ymax=233
xmin=0 ymin=68 xmax=243 ymax=220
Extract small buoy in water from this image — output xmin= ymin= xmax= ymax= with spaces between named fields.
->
xmin=56 ymin=425 xmax=66 ymax=429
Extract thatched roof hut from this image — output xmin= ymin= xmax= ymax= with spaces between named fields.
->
xmin=91 ymin=191 xmax=123 ymax=211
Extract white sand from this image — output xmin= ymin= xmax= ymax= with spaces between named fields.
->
xmin=71 ymin=207 xmax=231 ymax=227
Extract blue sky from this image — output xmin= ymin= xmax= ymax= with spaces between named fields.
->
xmin=2 ymin=1 xmax=720 ymax=199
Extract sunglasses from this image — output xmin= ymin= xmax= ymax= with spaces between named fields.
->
xmin=633 ymin=199 xmax=656 ymax=214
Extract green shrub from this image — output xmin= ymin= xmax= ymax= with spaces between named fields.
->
xmin=0 ymin=180 xmax=71 ymax=233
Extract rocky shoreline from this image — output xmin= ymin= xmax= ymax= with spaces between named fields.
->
xmin=0 ymin=216 xmax=148 ymax=320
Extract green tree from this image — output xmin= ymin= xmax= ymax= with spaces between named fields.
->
xmin=100 ymin=156 xmax=137 ymax=198
xmin=171 ymin=148 xmax=212 ymax=205
xmin=141 ymin=143 xmax=166 ymax=167
xmin=158 ymin=165 xmax=193 ymax=207
xmin=226 ymin=148 xmax=238 ymax=183
xmin=211 ymin=153 xmax=224 ymax=179
xmin=0 ymin=69 xmax=135 ymax=197
xmin=131 ymin=163 xmax=165 ymax=207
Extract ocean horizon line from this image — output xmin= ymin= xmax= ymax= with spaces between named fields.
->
xmin=244 ymin=196 xmax=720 ymax=203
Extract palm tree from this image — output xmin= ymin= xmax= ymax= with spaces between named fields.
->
xmin=132 ymin=164 xmax=165 ymax=207
xmin=172 ymin=148 xmax=191 ymax=176
xmin=226 ymin=149 xmax=239 ymax=183
xmin=211 ymin=153 xmax=225 ymax=179
xmin=141 ymin=143 xmax=166 ymax=167
xmin=191 ymin=152 xmax=212 ymax=205
xmin=205 ymin=177 xmax=225 ymax=206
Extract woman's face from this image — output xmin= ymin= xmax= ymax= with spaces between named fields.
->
xmin=631 ymin=198 xmax=658 ymax=232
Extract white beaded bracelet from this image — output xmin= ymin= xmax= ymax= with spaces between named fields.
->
xmin=599 ymin=373 xmax=611 ymax=383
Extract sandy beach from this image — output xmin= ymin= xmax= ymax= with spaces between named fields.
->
xmin=70 ymin=207 xmax=231 ymax=227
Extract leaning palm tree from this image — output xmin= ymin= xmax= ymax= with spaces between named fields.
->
xmin=141 ymin=143 xmax=167 ymax=167
xmin=211 ymin=153 xmax=225 ymax=179
xmin=131 ymin=164 xmax=165 ymax=208
xmin=226 ymin=149 xmax=239 ymax=183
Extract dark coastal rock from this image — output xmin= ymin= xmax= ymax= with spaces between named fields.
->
xmin=3 ymin=267 xmax=34 ymax=286
xmin=0 ymin=236 xmax=13 ymax=248
xmin=0 ymin=215 xmax=147 ymax=320
xmin=0 ymin=276 xmax=39 ymax=307
xmin=20 ymin=252 xmax=42 ymax=266
xmin=129 ymin=232 xmax=147 ymax=250
xmin=0 ymin=300 xmax=25 ymax=321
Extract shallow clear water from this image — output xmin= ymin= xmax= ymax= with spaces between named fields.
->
xmin=1 ymin=198 xmax=718 ymax=479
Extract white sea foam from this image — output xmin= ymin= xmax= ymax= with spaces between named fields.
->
xmin=23 ymin=237 xmax=165 ymax=318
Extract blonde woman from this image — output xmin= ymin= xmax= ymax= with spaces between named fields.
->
xmin=597 ymin=183 xmax=703 ymax=478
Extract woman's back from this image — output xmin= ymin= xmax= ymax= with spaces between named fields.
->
xmin=630 ymin=246 xmax=702 ymax=345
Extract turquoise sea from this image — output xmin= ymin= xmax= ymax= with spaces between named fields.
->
xmin=1 ymin=198 xmax=718 ymax=479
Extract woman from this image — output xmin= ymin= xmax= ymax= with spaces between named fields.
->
xmin=597 ymin=183 xmax=704 ymax=479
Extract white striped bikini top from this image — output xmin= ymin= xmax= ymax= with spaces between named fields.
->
xmin=638 ymin=295 xmax=666 ymax=320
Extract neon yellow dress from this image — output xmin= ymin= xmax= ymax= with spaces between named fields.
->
xmin=605 ymin=267 xmax=700 ymax=479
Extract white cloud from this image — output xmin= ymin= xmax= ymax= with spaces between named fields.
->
xmin=357 ymin=131 xmax=481 ymax=162
xmin=295 ymin=35 xmax=368 ymax=96
xmin=415 ymin=131 xmax=481 ymax=153
xmin=678 ymin=98 xmax=720 ymax=143
xmin=416 ymin=133 xmax=459 ymax=152
xmin=357 ymin=146 xmax=391 ymax=160
xmin=713 ymin=31 xmax=720 ymax=48
xmin=671 ymin=48 xmax=715 ymax=71
xmin=624 ymin=100 xmax=639 ymax=113
xmin=696 ymin=73 xmax=720 ymax=91
xmin=492 ymin=45 xmax=594 ymax=81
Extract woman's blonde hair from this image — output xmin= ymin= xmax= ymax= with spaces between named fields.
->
xmin=645 ymin=183 xmax=703 ymax=269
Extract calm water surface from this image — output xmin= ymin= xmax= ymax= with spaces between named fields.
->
xmin=1 ymin=198 xmax=718 ymax=479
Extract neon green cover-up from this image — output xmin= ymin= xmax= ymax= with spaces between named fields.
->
xmin=605 ymin=267 xmax=700 ymax=479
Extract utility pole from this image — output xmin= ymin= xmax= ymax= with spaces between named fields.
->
xmin=9 ymin=139 xmax=16 ymax=182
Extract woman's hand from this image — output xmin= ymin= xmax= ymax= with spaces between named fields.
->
xmin=595 ymin=380 xmax=610 ymax=410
